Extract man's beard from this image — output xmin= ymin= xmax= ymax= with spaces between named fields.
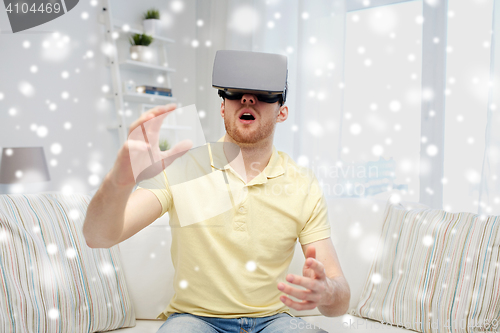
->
xmin=224 ymin=116 xmax=275 ymax=144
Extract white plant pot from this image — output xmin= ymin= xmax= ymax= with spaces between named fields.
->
xmin=130 ymin=45 xmax=153 ymax=63
xmin=143 ymin=19 xmax=160 ymax=35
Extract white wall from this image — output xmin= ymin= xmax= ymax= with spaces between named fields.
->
xmin=0 ymin=0 xmax=197 ymax=194
xmin=1 ymin=0 xmax=348 ymax=195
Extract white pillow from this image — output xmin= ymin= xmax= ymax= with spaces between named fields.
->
xmin=353 ymin=201 xmax=500 ymax=332
xmin=0 ymin=193 xmax=136 ymax=332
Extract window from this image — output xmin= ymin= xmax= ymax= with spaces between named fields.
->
xmin=340 ymin=0 xmax=423 ymax=202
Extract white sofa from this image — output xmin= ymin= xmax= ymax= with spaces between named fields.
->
xmin=0 ymin=192 xmax=429 ymax=332
xmin=113 ymin=197 xmax=426 ymax=332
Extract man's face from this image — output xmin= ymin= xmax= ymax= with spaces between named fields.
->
xmin=220 ymin=92 xmax=288 ymax=145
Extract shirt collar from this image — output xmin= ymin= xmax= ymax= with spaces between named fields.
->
xmin=211 ymin=134 xmax=285 ymax=179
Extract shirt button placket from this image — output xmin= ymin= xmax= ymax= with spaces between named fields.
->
xmin=234 ymin=202 xmax=247 ymax=231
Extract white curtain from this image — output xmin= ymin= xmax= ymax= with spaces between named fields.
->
xmin=195 ymin=0 xmax=500 ymax=213
xmin=479 ymin=0 xmax=500 ymax=216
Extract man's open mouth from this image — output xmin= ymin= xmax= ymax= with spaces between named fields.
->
xmin=240 ymin=113 xmax=255 ymax=120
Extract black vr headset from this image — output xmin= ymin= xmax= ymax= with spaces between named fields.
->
xmin=212 ymin=50 xmax=288 ymax=106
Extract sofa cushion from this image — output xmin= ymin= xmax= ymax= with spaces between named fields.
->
xmin=113 ymin=315 xmax=415 ymax=332
xmin=352 ymin=201 xmax=500 ymax=331
xmin=0 ymin=193 xmax=136 ymax=332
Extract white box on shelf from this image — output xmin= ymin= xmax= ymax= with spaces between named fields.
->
xmin=123 ymin=80 xmax=136 ymax=94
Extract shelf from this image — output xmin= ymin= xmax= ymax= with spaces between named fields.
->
xmin=113 ymin=21 xmax=175 ymax=44
xmin=101 ymin=5 xmax=178 ymax=145
xmin=161 ymin=125 xmax=191 ymax=130
xmin=122 ymin=92 xmax=176 ymax=104
xmin=119 ymin=60 xmax=176 ymax=73
xmin=107 ymin=124 xmax=192 ymax=130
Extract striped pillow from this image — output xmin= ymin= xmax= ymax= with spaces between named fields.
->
xmin=353 ymin=201 xmax=500 ymax=332
xmin=0 ymin=193 xmax=136 ymax=332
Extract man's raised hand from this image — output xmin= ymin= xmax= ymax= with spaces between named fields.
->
xmin=108 ymin=103 xmax=193 ymax=188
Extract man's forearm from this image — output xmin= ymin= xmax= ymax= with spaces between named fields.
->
xmin=318 ymin=276 xmax=351 ymax=317
xmin=82 ymin=174 xmax=135 ymax=248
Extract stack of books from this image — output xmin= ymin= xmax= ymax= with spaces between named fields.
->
xmin=136 ymin=85 xmax=172 ymax=97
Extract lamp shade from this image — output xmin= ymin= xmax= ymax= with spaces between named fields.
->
xmin=0 ymin=147 xmax=50 ymax=184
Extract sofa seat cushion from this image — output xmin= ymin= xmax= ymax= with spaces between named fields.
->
xmin=113 ymin=315 xmax=413 ymax=332
xmin=0 ymin=193 xmax=136 ymax=332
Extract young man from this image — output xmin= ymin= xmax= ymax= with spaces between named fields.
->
xmin=83 ymin=50 xmax=350 ymax=332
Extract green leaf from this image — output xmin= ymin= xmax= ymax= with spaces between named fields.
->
xmin=143 ymin=8 xmax=160 ymax=20
xmin=129 ymin=33 xmax=154 ymax=46
xmin=159 ymin=139 xmax=170 ymax=151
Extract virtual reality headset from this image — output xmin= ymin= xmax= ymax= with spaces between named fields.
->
xmin=212 ymin=50 xmax=288 ymax=105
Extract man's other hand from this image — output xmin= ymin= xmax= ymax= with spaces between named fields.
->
xmin=277 ymin=245 xmax=335 ymax=311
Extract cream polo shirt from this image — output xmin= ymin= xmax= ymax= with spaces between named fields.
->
xmin=137 ymin=136 xmax=331 ymax=320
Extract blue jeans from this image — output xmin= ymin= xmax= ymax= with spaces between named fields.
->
xmin=156 ymin=312 xmax=327 ymax=332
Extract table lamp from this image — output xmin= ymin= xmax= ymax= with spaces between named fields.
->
xmin=0 ymin=147 xmax=50 ymax=184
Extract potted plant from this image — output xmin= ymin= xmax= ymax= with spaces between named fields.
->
xmin=129 ymin=34 xmax=154 ymax=63
xmin=159 ymin=139 xmax=170 ymax=151
xmin=143 ymin=8 xmax=160 ymax=35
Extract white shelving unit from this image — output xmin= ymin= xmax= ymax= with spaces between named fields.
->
xmin=111 ymin=21 xmax=175 ymax=44
xmin=118 ymin=59 xmax=176 ymax=73
xmin=100 ymin=0 xmax=178 ymax=146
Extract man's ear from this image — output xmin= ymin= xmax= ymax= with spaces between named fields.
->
xmin=276 ymin=104 xmax=288 ymax=123
xmin=220 ymin=100 xmax=225 ymax=118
